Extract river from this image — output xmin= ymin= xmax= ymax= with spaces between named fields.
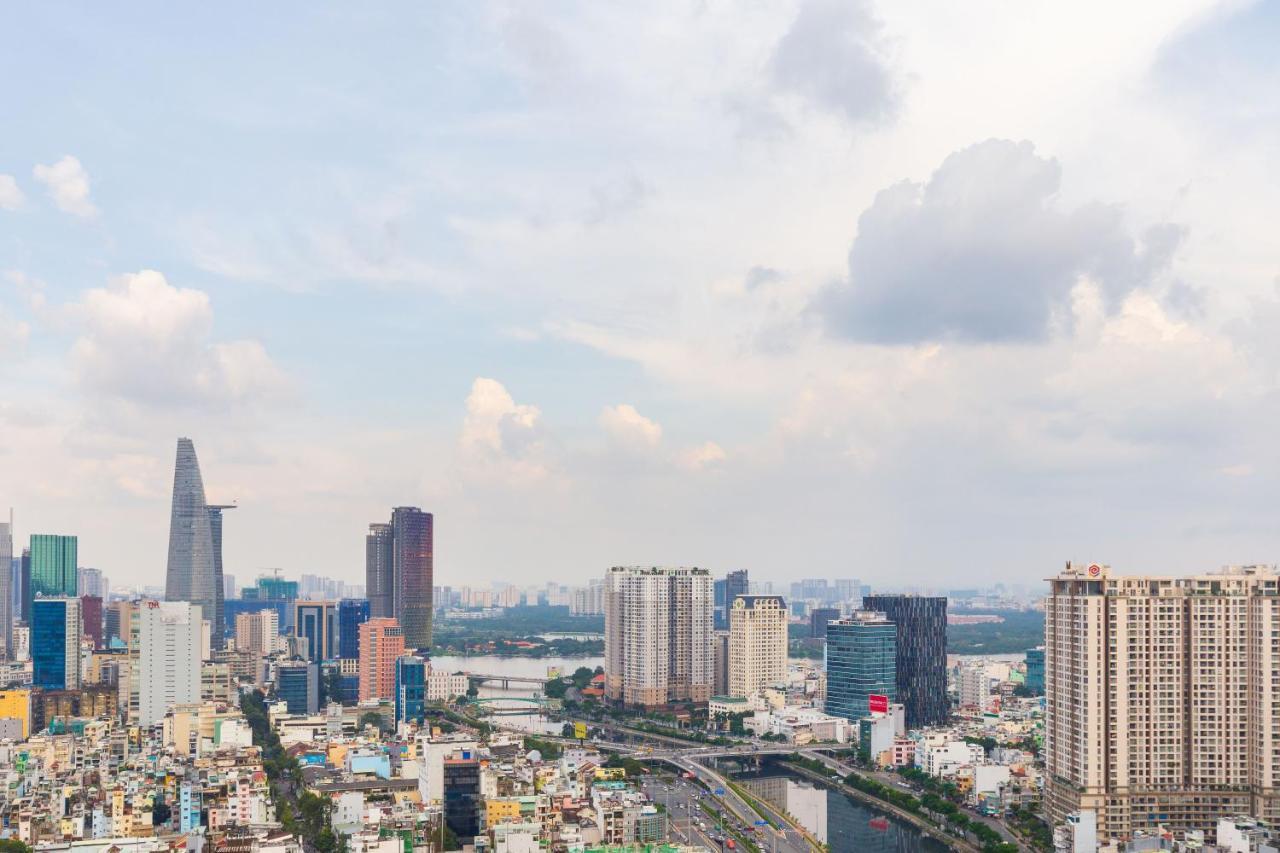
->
xmin=737 ymin=765 xmax=952 ymax=853
xmin=431 ymin=653 xmax=603 ymax=735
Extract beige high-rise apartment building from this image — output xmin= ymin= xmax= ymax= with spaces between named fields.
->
xmin=1045 ymin=562 xmax=1280 ymax=841
xmin=727 ymin=595 xmax=788 ymax=699
xmin=604 ymin=566 xmax=714 ymax=707
xmin=234 ymin=609 xmax=278 ymax=659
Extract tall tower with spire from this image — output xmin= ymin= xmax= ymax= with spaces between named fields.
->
xmin=164 ymin=438 xmax=221 ymax=649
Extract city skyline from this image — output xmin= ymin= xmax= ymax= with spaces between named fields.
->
xmin=5 ymin=4 xmax=1280 ymax=588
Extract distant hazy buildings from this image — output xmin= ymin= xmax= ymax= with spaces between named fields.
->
xmin=164 ymin=438 xmax=228 ymax=650
xmin=809 ymin=607 xmax=840 ymax=639
xmin=138 ymin=600 xmax=202 ymax=725
xmin=359 ymin=617 xmax=405 ymax=701
xmin=1045 ymin=562 xmax=1280 ymax=839
xmin=365 ymin=508 xmax=433 ymax=649
xmin=32 ymin=597 xmax=81 ymax=691
xmin=714 ymin=569 xmax=749 ymax=631
xmin=862 ymin=594 xmax=947 ymax=728
xmin=727 ymin=595 xmax=787 ymax=699
xmin=77 ymin=566 xmax=108 ymax=600
xmin=603 ymin=566 xmax=714 ymax=707
xmin=824 ymin=612 xmax=895 ymax=723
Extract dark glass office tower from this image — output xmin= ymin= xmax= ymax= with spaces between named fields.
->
xmin=164 ymin=438 xmax=219 ymax=644
xmin=714 ymin=569 xmax=749 ymax=629
xmin=365 ymin=523 xmax=394 ymax=619
xmin=392 ymin=507 xmax=433 ymax=650
xmin=338 ymin=598 xmax=370 ymax=659
xmin=207 ymin=504 xmax=235 ymax=650
xmin=862 ymin=594 xmax=948 ymax=727
xmin=32 ymin=597 xmax=81 ymax=690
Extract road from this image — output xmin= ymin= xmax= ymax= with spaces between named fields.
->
xmin=640 ymin=773 xmax=813 ymax=853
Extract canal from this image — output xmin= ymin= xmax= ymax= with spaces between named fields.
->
xmin=733 ymin=760 xmax=953 ymax=852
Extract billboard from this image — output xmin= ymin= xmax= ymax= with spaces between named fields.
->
xmin=869 ymin=694 xmax=889 ymax=714
xmin=574 ymin=722 xmax=588 ymax=740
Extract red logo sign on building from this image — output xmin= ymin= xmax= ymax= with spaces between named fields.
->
xmin=1087 ymin=563 xmax=1102 ymax=578
xmin=869 ymin=694 xmax=889 ymax=714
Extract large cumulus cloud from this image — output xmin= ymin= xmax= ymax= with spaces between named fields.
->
xmin=820 ymin=139 xmax=1185 ymax=344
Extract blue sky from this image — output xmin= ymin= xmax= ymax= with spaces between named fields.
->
xmin=3 ymin=1 xmax=1279 ymax=591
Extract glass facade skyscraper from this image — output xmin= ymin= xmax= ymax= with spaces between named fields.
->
xmin=295 ymin=600 xmax=338 ymax=662
xmin=395 ymin=654 xmax=426 ymax=725
xmin=0 ymin=514 xmax=11 ymax=661
xmin=32 ymin=597 xmax=81 ymax=691
xmin=1025 ymin=646 xmax=1045 ymax=694
xmin=365 ymin=508 xmax=433 ymax=649
xmin=714 ymin=569 xmax=749 ymax=630
xmin=164 ymin=438 xmax=223 ymax=647
xmin=29 ymin=534 xmax=78 ymax=616
xmin=365 ymin=523 xmax=394 ymax=620
xmin=862 ymin=594 xmax=948 ymax=728
xmin=338 ymin=598 xmax=370 ymax=659
xmin=824 ymin=612 xmax=896 ymax=722
xmin=277 ymin=661 xmax=319 ymax=715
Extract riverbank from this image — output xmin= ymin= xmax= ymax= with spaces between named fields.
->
xmin=785 ymin=759 xmax=977 ymax=853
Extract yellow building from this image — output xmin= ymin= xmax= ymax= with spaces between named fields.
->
xmin=0 ymin=689 xmax=31 ymax=738
xmin=486 ymin=798 xmax=523 ymax=828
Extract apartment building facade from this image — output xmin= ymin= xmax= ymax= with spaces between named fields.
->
xmin=1045 ymin=562 xmax=1280 ymax=840
xmin=727 ymin=595 xmax=788 ymax=699
xmin=603 ymin=566 xmax=714 ymax=707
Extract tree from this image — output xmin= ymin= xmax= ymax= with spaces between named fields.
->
xmin=152 ymin=802 xmax=172 ymax=827
xmin=0 ymin=841 xmax=32 ymax=853
xmin=571 ymin=667 xmax=596 ymax=689
xmin=543 ymin=679 xmax=569 ymax=699
xmin=359 ymin=711 xmax=387 ymax=733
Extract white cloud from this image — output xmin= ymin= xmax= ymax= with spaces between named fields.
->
xmin=0 ymin=175 xmax=24 ymax=210
xmin=458 ymin=377 xmax=550 ymax=484
xmin=681 ymin=441 xmax=727 ymax=470
xmin=33 ymin=155 xmax=97 ymax=218
xmin=70 ymin=270 xmax=286 ymax=408
xmin=599 ymin=403 xmax=662 ymax=448
xmin=770 ymin=0 xmax=901 ymax=126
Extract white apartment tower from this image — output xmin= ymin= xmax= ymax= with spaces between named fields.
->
xmin=1045 ymin=562 xmax=1280 ymax=841
xmin=727 ymin=595 xmax=788 ymax=699
xmin=604 ymin=566 xmax=714 ymax=707
xmin=138 ymin=600 xmax=203 ymax=725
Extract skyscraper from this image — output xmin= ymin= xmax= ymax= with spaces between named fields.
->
xmin=824 ymin=612 xmax=896 ymax=723
xmin=81 ymin=594 xmax=103 ymax=649
xmin=727 ymin=595 xmax=788 ymax=699
xmin=395 ymin=654 xmax=427 ymax=725
xmin=77 ymin=566 xmax=108 ymax=599
xmin=359 ymin=617 xmax=405 ymax=701
xmin=29 ymin=534 xmax=77 ymax=615
xmin=391 ymin=507 xmax=433 ymax=649
xmin=714 ymin=569 xmax=749 ymax=630
xmin=1044 ymin=562 xmax=1280 ymax=840
xmin=276 ymin=661 xmax=319 ymax=715
xmin=138 ymin=600 xmax=202 ymax=725
xmin=809 ymin=607 xmax=841 ymax=639
xmin=603 ymin=566 xmax=714 ymax=707
xmin=32 ymin=597 xmax=81 ymax=691
xmin=365 ymin=523 xmax=393 ymax=619
xmin=208 ymin=503 xmax=235 ymax=647
xmin=0 ymin=512 xmax=11 ymax=661
xmin=294 ymin=600 xmax=338 ymax=662
xmin=164 ymin=438 xmax=225 ymax=649
xmin=862 ymin=594 xmax=947 ymax=728
xmin=338 ymin=598 xmax=370 ymax=660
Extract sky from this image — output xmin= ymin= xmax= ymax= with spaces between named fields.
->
xmin=2 ymin=1 xmax=1279 ymax=592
